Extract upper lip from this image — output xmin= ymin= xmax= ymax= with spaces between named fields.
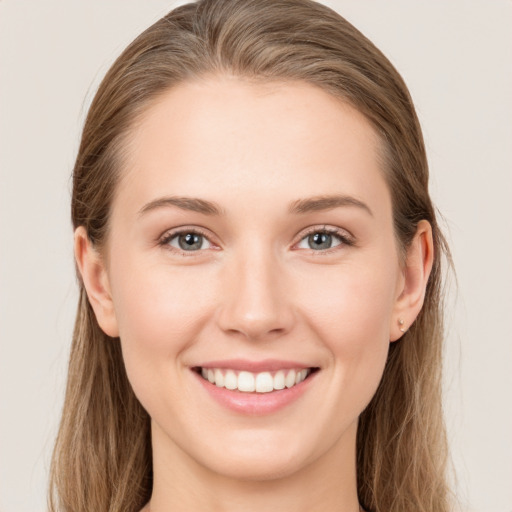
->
xmin=194 ymin=359 xmax=318 ymax=373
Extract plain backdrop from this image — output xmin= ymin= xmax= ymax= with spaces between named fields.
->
xmin=1 ymin=1 xmax=511 ymax=511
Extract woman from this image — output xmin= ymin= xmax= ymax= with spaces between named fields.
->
xmin=49 ymin=0 xmax=452 ymax=511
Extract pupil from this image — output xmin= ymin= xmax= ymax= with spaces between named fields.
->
xmin=179 ymin=233 xmax=202 ymax=250
xmin=310 ymin=232 xmax=331 ymax=250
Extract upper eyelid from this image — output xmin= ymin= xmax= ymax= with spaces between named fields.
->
xmin=294 ymin=226 xmax=355 ymax=250
xmin=297 ymin=225 xmax=353 ymax=239
xmin=159 ymin=226 xmax=216 ymax=246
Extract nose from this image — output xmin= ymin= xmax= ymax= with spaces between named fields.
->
xmin=216 ymin=244 xmax=295 ymax=342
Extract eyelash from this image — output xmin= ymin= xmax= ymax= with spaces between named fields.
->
xmin=158 ymin=225 xmax=354 ymax=257
xmin=158 ymin=227 xmax=214 ymax=257
xmin=296 ymin=226 xmax=355 ymax=255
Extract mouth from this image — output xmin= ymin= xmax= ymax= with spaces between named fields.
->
xmin=192 ymin=366 xmax=320 ymax=394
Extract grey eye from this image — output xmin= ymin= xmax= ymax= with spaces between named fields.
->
xmin=168 ymin=232 xmax=212 ymax=251
xmin=309 ymin=232 xmax=334 ymax=250
xmin=297 ymin=231 xmax=343 ymax=251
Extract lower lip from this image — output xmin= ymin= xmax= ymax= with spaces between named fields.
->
xmin=192 ymin=370 xmax=318 ymax=415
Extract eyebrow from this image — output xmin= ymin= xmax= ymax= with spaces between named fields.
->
xmin=138 ymin=196 xmax=226 ymax=216
xmin=288 ymin=195 xmax=373 ymax=216
xmin=138 ymin=194 xmax=373 ymax=217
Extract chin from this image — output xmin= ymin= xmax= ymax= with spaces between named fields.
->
xmin=205 ymin=450 xmax=307 ymax=482
xmin=188 ymin=427 xmax=324 ymax=482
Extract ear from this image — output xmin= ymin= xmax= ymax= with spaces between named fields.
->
xmin=390 ymin=220 xmax=434 ymax=342
xmin=74 ymin=226 xmax=119 ymax=337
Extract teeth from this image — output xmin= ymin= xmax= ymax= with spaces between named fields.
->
xmin=224 ymin=370 xmax=237 ymax=390
xmin=214 ymin=368 xmax=224 ymax=387
xmin=274 ymin=370 xmax=285 ymax=390
xmin=255 ymin=372 xmax=274 ymax=393
xmin=238 ymin=371 xmax=255 ymax=392
xmin=285 ymin=370 xmax=296 ymax=388
xmin=295 ymin=369 xmax=308 ymax=384
xmin=199 ymin=367 xmax=312 ymax=393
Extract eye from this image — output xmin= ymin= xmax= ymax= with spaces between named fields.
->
xmin=159 ymin=228 xmax=213 ymax=254
xmin=295 ymin=226 xmax=353 ymax=252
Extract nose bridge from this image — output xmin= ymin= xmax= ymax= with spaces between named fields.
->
xmin=217 ymin=239 xmax=294 ymax=340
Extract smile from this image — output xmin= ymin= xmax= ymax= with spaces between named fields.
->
xmin=196 ymin=367 xmax=314 ymax=393
xmin=191 ymin=360 xmax=320 ymax=415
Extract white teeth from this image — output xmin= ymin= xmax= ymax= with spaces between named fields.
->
xmin=238 ymin=371 xmax=255 ymax=392
xmin=285 ymin=370 xmax=296 ymax=388
xmin=274 ymin=370 xmax=285 ymax=390
xmin=224 ymin=370 xmax=238 ymax=390
xmin=296 ymin=369 xmax=308 ymax=384
xmin=199 ymin=367 xmax=312 ymax=393
xmin=214 ymin=368 xmax=224 ymax=387
xmin=255 ymin=372 xmax=274 ymax=393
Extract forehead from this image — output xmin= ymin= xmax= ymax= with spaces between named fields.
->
xmin=116 ymin=76 xmax=391 ymax=218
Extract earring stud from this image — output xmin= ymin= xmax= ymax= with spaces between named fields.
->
xmin=398 ymin=318 xmax=406 ymax=333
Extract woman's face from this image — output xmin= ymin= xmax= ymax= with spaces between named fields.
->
xmin=90 ymin=76 xmax=409 ymax=480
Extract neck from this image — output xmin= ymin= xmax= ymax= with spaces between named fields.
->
xmin=145 ymin=420 xmax=361 ymax=512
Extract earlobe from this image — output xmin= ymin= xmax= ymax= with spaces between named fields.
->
xmin=74 ymin=226 xmax=119 ymax=338
xmin=390 ymin=220 xmax=434 ymax=342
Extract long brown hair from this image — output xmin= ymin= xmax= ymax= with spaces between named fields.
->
xmin=49 ymin=1 xmax=452 ymax=511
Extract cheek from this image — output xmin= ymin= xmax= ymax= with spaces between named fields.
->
xmin=110 ymin=246 xmax=216 ymax=343
xmin=300 ymin=258 xmax=397 ymax=345
xmin=108 ymin=254 xmax=217 ymax=403
xmin=298 ymin=259 xmax=396 ymax=402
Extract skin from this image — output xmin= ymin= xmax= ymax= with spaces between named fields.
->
xmin=75 ymin=76 xmax=433 ymax=512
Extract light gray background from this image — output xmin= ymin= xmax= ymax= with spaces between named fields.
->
xmin=1 ymin=1 xmax=511 ymax=511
